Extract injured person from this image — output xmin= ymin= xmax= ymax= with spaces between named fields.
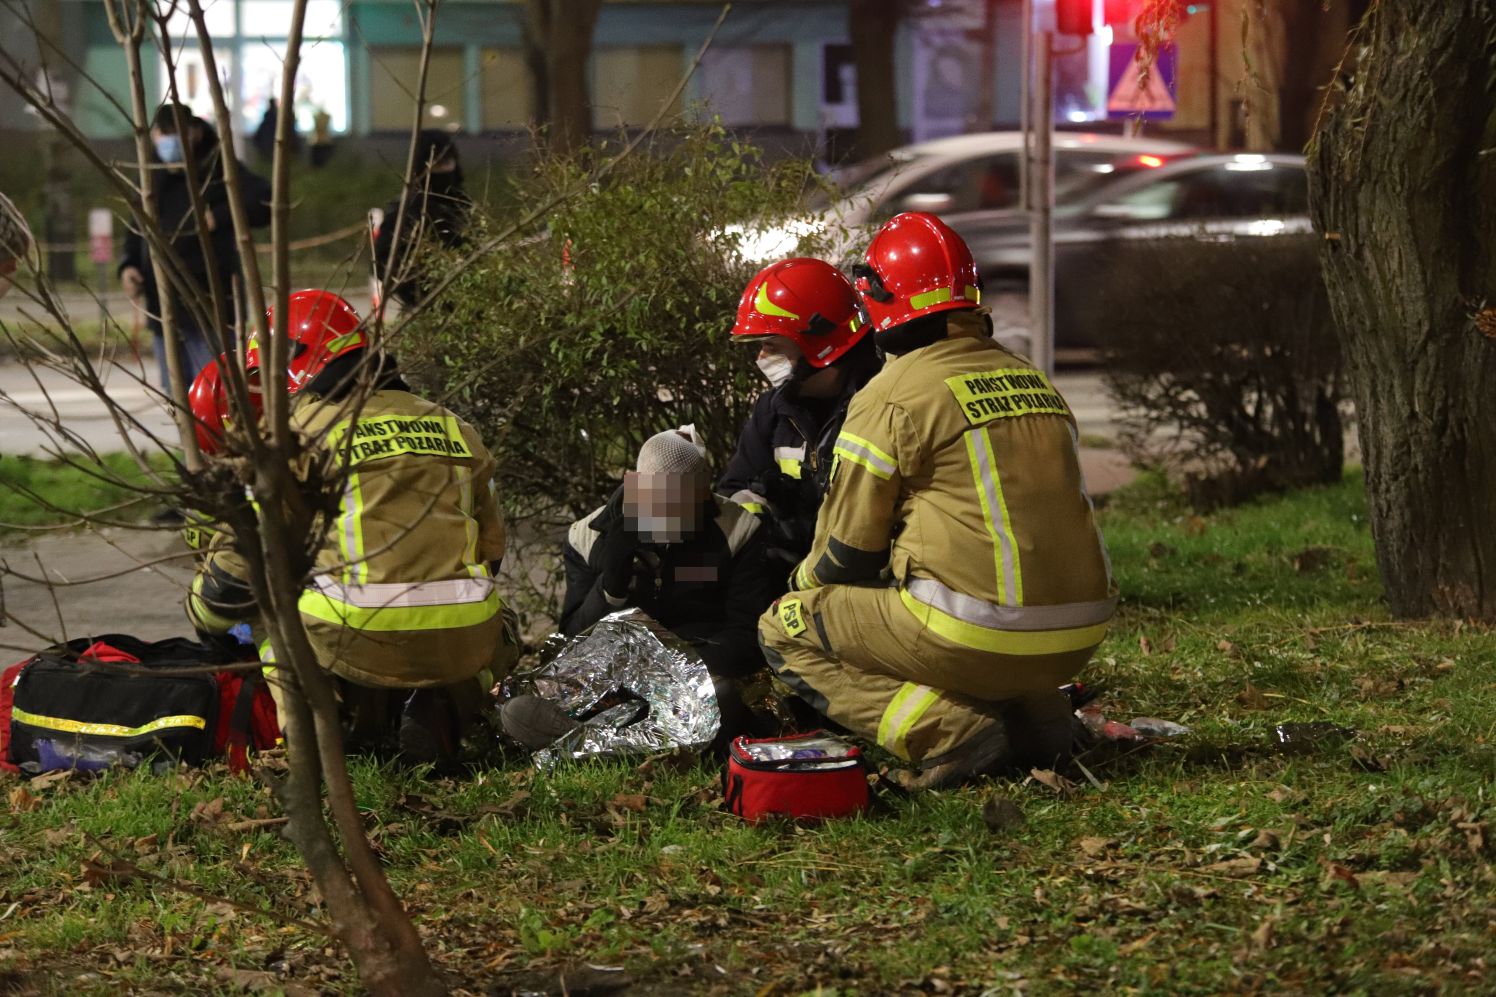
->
xmin=501 ymin=429 xmax=778 ymax=751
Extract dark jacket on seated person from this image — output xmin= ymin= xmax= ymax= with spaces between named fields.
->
xmin=559 ymin=493 xmax=776 ymax=678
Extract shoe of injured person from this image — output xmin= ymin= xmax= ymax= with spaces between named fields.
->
xmin=1003 ymin=688 xmax=1076 ymax=771
xmin=398 ymin=688 xmax=460 ymax=767
xmin=895 ymin=720 xmax=1012 ymax=791
xmin=500 ymin=694 xmax=579 ymax=750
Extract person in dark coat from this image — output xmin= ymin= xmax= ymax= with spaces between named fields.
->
xmin=372 ymin=130 xmax=472 ymax=310
xmin=500 ymin=430 xmax=779 ymax=752
xmin=717 ymin=258 xmax=881 ymax=570
xmin=118 ymin=104 xmax=271 ymax=392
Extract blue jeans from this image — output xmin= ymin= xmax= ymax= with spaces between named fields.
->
xmin=153 ymin=316 xmax=218 ymax=394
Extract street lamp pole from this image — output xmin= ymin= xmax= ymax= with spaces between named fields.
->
xmin=1026 ymin=23 xmax=1055 ymax=378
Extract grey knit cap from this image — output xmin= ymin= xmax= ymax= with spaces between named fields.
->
xmin=636 ymin=429 xmax=709 ymax=475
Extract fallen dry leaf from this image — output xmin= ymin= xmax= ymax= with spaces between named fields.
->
xmin=191 ymin=797 xmax=227 ymax=824
xmin=1138 ymin=635 xmax=1153 ymax=657
xmin=1250 ymin=917 xmax=1276 ymax=951
xmin=29 ymin=769 xmax=72 ymax=790
xmin=1322 ymin=861 xmax=1360 ymax=889
xmin=1202 ymin=856 xmax=1262 ymax=876
xmin=8 ymin=786 xmax=41 ymax=813
xmin=1237 ymin=682 xmax=1269 ymax=710
xmin=1266 ymin=785 xmax=1307 ymax=805
xmin=1077 ymin=836 xmax=1116 ymax=858
xmin=1029 ymin=768 xmax=1079 ymax=795
xmin=609 ymin=793 xmax=648 ymax=813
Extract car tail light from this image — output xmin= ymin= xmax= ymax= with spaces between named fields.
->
xmin=1136 ymin=154 xmax=1165 ymax=168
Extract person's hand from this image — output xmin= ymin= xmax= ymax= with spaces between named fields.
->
xmin=120 ymin=265 xmax=145 ymax=301
xmin=599 ymin=525 xmax=639 ymax=600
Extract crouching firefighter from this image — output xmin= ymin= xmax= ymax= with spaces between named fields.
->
xmin=185 ymin=289 xmax=520 ymax=765
xmin=719 ymin=258 xmax=880 ymax=568
xmin=757 ymin=213 xmax=1116 ymax=789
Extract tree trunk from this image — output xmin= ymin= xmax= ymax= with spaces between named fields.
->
xmin=849 ymin=0 xmax=903 ymax=159
xmin=524 ymin=0 xmax=601 ymax=154
xmin=521 ymin=0 xmax=550 ymax=131
xmin=1309 ymin=0 xmax=1496 ymax=619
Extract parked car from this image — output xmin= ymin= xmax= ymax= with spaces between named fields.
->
xmin=950 ymin=152 xmax=1313 ymax=359
xmin=729 ymin=131 xmax=1197 ymax=265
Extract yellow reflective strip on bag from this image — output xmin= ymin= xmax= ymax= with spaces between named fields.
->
xmin=11 ymin=707 xmax=207 ymax=739
xmin=775 ymin=457 xmax=803 ymax=480
xmin=899 ymin=588 xmax=1107 ymax=656
xmin=740 ymin=501 xmax=767 ymax=515
xmin=298 ymin=589 xmax=500 ymax=633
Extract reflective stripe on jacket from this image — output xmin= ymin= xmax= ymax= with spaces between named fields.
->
xmin=790 ymin=311 xmax=1115 ymax=656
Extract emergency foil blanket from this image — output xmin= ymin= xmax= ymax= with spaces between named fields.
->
xmin=505 ymin=609 xmax=719 ymax=767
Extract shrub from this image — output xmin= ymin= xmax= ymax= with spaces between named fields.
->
xmin=397 ymin=122 xmax=830 ymax=628
xmin=1096 ymin=236 xmax=1346 ymax=509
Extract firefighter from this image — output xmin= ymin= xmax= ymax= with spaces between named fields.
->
xmin=185 ymin=290 xmax=518 ymax=764
xmin=756 ymin=213 xmax=1116 ymax=789
xmin=500 ymin=429 xmax=777 ymax=750
xmin=718 ymin=258 xmax=880 ymax=568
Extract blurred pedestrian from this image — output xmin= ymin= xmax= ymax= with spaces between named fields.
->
xmin=372 ymin=130 xmax=471 ymax=310
xmin=119 ymin=104 xmax=271 ymax=394
xmin=0 ymin=190 xmax=33 ymax=300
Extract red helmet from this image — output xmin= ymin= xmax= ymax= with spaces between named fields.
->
xmin=188 ymin=355 xmax=263 ymax=455
xmin=246 ymin=289 xmax=366 ymax=392
xmin=730 ymin=258 xmax=866 ymax=368
xmin=853 ymin=212 xmax=982 ymax=332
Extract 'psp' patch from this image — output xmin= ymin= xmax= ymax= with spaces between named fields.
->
xmin=945 ymin=368 xmax=1068 ymax=426
xmin=778 ymin=597 xmax=808 ymax=637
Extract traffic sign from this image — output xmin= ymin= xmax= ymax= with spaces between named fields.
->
xmin=1107 ymin=43 xmax=1176 ymax=120
xmin=88 ymin=208 xmax=113 ymax=264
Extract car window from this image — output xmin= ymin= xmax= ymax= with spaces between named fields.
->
xmin=1170 ymin=164 xmax=1309 ymax=219
xmin=1225 ymin=164 xmax=1308 ymax=215
xmin=1092 ymin=179 xmax=1183 ymax=220
xmin=876 ymin=153 xmax=1020 ymax=219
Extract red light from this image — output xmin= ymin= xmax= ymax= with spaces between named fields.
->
xmin=1137 ymin=154 xmax=1165 ymax=168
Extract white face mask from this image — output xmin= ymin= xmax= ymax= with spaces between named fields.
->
xmin=756 ymin=354 xmax=794 ymax=389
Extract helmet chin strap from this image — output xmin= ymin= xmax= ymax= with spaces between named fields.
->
xmin=779 ymin=356 xmax=821 ymax=399
xmin=874 ymin=312 xmax=950 ymax=357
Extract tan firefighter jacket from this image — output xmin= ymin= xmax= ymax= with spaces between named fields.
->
xmin=188 ymin=388 xmax=509 ymax=688
xmin=789 ymin=311 xmax=1115 ymax=657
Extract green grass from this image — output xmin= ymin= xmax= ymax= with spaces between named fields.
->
xmin=0 ymin=454 xmax=174 ymax=532
xmin=3 ymin=468 xmax=1494 ymax=994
